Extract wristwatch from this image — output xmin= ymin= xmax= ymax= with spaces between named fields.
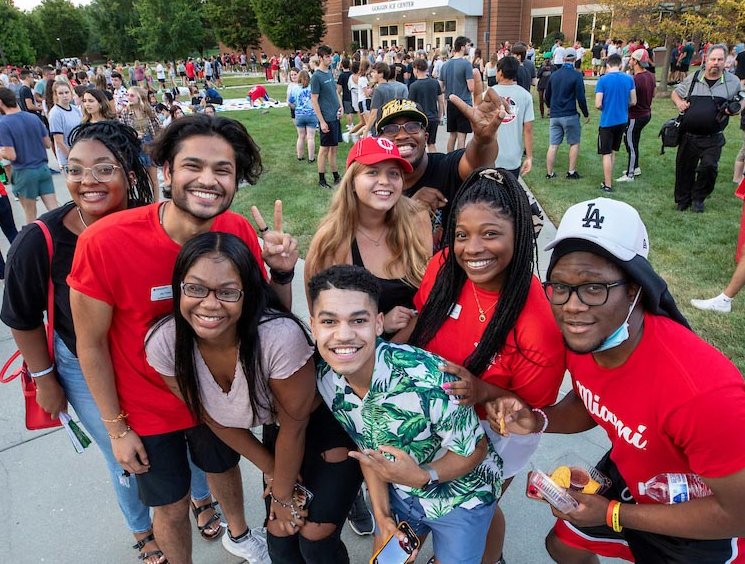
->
xmin=421 ymin=464 xmax=439 ymax=490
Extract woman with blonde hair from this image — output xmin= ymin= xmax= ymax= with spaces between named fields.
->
xmin=305 ymin=136 xmax=432 ymax=338
xmin=81 ymin=88 xmax=117 ymax=123
xmin=287 ymin=70 xmax=317 ymax=162
xmin=118 ymin=86 xmax=161 ymax=199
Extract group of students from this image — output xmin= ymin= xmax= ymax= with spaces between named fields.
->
xmin=2 ymin=92 xmax=745 ymax=564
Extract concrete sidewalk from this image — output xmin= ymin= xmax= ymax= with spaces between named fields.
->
xmin=0 ymin=137 xmax=621 ymax=563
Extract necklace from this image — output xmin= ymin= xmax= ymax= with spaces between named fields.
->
xmin=472 ymin=282 xmax=498 ymax=323
xmin=77 ymin=207 xmax=89 ymax=229
xmin=357 ymin=226 xmax=385 ymax=247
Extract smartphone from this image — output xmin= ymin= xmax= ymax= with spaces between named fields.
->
xmin=293 ymin=483 xmax=314 ymax=510
xmin=370 ymin=521 xmax=420 ymax=564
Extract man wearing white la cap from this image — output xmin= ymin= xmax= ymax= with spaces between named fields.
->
xmin=489 ymin=198 xmax=745 ymax=563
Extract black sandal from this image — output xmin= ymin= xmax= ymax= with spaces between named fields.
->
xmin=191 ymin=499 xmax=223 ymax=540
xmin=132 ymin=533 xmax=168 ymax=564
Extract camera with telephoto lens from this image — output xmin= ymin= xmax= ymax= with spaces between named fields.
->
xmin=717 ymin=92 xmax=744 ymax=122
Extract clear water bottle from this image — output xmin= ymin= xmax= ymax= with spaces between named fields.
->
xmin=637 ymin=473 xmax=712 ymax=504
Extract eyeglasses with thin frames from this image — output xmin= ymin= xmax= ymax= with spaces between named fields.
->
xmin=380 ymin=121 xmax=424 ymax=137
xmin=542 ymin=280 xmax=628 ymax=306
xmin=63 ymin=163 xmax=121 ymax=183
xmin=180 ymin=282 xmax=244 ymax=303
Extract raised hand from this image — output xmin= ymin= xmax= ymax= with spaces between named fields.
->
xmin=449 ymin=87 xmax=510 ymax=142
xmin=251 ymin=200 xmax=299 ymax=273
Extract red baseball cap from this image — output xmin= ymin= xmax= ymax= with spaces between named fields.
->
xmin=346 ymin=136 xmax=414 ymax=173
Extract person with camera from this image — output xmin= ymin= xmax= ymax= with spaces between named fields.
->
xmin=671 ymin=44 xmax=744 ymax=213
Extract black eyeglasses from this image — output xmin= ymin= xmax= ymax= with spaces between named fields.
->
xmin=180 ymin=282 xmax=244 ymax=303
xmin=380 ymin=121 xmax=424 ymax=137
xmin=542 ymin=280 xmax=628 ymax=306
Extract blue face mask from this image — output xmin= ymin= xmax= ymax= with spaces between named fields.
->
xmin=593 ymin=289 xmax=642 ymax=353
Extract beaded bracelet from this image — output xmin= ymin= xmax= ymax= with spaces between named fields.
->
xmin=108 ymin=426 xmax=132 ymax=440
xmin=29 ymin=365 xmax=55 ymax=378
xmin=532 ymin=408 xmax=549 ymax=434
xmin=101 ymin=412 xmax=128 ymax=423
xmin=269 ymin=490 xmax=294 ymax=508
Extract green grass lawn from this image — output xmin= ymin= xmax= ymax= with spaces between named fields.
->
xmin=226 ymin=87 xmax=745 ymax=369
xmin=220 ymin=75 xmax=277 ymax=89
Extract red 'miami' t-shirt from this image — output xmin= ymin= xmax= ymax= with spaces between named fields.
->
xmin=568 ymin=313 xmax=745 ymax=502
xmin=414 ymin=252 xmax=566 ymax=417
xmin=68 ymin=203 xmax=264 ymax=436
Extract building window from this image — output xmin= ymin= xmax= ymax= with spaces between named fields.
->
xmin=433 ymin=20 xmax=456 ymax=34
xmin=353 ymin=0 xmax=367 ymax=5
xmin=576 ymin=12 xmax=612 ymax=48
xmin=353 ymin=29 xmax=371 ymax=49
xmin=379 ymin=25 xmax=398 ymax=38
xmin=531 ymin=15 xmax=562 ymax=46
xmin=382 ymin=40 xmax=388 ymax=48
xmin=445 ymin=20 xmax=456 ymax=32
xmin=417 ymin=37 xmax=424 ymax=50
xmin=380 ymin=26 xmax=389 ymax=37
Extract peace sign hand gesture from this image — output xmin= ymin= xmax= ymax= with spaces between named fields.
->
xmin=251 ymin=200 xmax=299 ymax=273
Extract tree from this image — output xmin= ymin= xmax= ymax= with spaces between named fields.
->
xmin=132 ymin=0 xmax=211 ymax=60
xmin=251 ymin=0 xmax=326 ymax=51
xmin=0 ymin=0 xmax=35 ymax=65
xmin=602 ymin=0 xmax=745 ymax=93
xmin=32 ymin=0 xmax=91 ymax=61
xmin=203 ymin=0 xmax=261 ymax=55
xmin=88 ymin=0 xmax=140 ymax=61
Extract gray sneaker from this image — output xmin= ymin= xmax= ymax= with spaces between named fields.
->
xmin=222 ymin=527 xmax=270 ymax=563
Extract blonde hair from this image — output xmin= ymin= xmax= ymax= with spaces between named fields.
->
xmin=128 ymin=86 xmax=155 ymax=119
xmin=52 ymin=80 xmax=71 ymax=105
xmin=306 ymin=161 xmax=429 ymax=287
xmin=298 ymin=70 xmax=311 ymax=88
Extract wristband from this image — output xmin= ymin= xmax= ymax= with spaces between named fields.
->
xmin=270 ymin=268 xmax=295 ymax=285
xmin=101 ymin=412 xmax=128 ymax=423
xmin=532 ymin=408 xmax=549 ymax=434
xmin=605 ymin=500 xmax=618 ymax=528
xmin=29 ymin=365 xmax=55 ymax=378
xmin=612 ymin=501 xmax=623 ymax=533
xmin=108 ymin=426 xmax=132 ymax=440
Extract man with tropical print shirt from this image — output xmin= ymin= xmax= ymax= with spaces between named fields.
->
xmin=309 ymin=265 xmax=502 ymax=564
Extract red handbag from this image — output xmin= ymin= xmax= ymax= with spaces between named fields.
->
xmin=0 ymin=219 xmax=61 ymax=430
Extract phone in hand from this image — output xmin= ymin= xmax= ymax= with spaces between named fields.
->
xmin=370 ymin=521 xmax=420 ymax=564
xmin=293 ymin=483 xmax=314 ymax=510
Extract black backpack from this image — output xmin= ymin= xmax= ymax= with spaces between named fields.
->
xmin=659 ymin=71 xmax=698 ymax=154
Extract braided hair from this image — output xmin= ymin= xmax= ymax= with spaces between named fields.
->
xmin=410 ymin=168 xmax=537 ymax=377
xmin=68 ymin=120 xmax=153 ymax=207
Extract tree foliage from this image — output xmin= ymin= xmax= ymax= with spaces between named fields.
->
xmin=251 ymin=0 xmax=327 ymax=51
xmin=132 ymin=0 xmax=209 ymax=60
xmin=32 ymin=0 xmax=91 ymax=61
xmin=88 ymin=0 xmax=140 ymax=61
xmin=0 ymin=0 xmax=35 ymax=65
xmin=204 ymin=0 xmax=261 ymax=55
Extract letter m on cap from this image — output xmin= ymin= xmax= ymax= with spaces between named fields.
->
xmin=581 ymin=203 xmax=604 ymax=229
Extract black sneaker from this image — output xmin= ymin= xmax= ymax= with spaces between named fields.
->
xmin=676 ymin=202 xmax=690 ymax=212
xmin=347 ymin=490 xmax=375 ymax=536
xmin=566 ymin=171 xmax=582 ymax=180
xmin=692 ymin=200 xmax=705 ymax=213
xmin=318 ymin=180 xmax=333 ymax=190
xmin=545 ymin=172 xmax=556 ymax=179
xmin=600 ymin=183 xmax=614 ymax=193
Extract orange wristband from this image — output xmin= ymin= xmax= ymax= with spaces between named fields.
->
xmin=606 ymin=500 xmax=618 ymax=528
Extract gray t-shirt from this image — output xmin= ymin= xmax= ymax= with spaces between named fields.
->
xmin=146 ymin=315 xmax=313 ymax=429
xmin=491 ymin=83 xmax=534 ymax=170
xmin=48 ymin=104 xmax=82 ymax=166
xmin=310 ymin=68 xmax=341 ymax=122
xmin=439 ymin=57 xmax=473 ymax=104
xmin=370 ymin=81 xmax=409 ymax=134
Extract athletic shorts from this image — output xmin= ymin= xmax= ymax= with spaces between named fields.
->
xmin=597 ymin=124 xmax=626 ymax=155
xmin=549 ymin=115 xmax=582 ymax=145
xmin=679 ymin=62 xmax=690 ymax=72
xmin=552 ymin=451 xmax=745 ymax=563
xmin=425 ymin=118 xmax=440 ymax=145
xmin=320 ymin=119 xmax=341 ymax=147
xmin=446 ymin=100 xmax=473 ymax=134
xmin=342 ymin=100 xmax=356 ymax=115
xmin=592 ymin=58 xmax=602 ymax=66
xmin=295 ymin=113 xmax=319 ymax=129
xmin=12 ymin=166 xmax=54 ymax=200
xmin=136 ymin=424 xmax=240 ymax=507
xmin=179 ymin=72 xmax=186 ymax=77
xmin=358 ymin=99 xmax=371 ymax=113
xmin=158 ymin=78 xmax=166 ymax=85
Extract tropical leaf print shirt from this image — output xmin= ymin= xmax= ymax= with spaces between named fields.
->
xmin=317 ymin=340 xmax=503 ymax=520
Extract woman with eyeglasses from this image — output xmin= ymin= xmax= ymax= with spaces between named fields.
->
xmin=405 ymin=168 xmax=566 ymax=564
xmin=0 ymin=121 xmax=221 ymax=564
xmin=145 ymin=232 xmax=362 ymax=563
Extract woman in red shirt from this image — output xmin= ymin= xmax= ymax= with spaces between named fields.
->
xmin=407 ymin=168 xmax=566 ymax=564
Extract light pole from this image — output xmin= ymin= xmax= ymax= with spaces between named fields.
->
xmin=56 ymin=37 xmax=64 ymax=59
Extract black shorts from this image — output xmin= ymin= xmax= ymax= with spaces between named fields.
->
xmin=262 ymin=402 xmax=361 ymax=526
xmin=597 ymin=124 xmax=626 ymax=155
xmin=320 ymin=119 xmax=341 ymax=147
xmin=425 ymin=118 xmax=440 ymax=145
xmin=178 ymin=72 xmax=186 ymax=77
xmin=136 ymin=424 xmax=240 ymax=507
xmin=553 ymin=452 xmax=743 ymax=563
xmin=446 ymin=100 xmax=472 ymax=134
xmin=679 ymin=62 xmax=690 ymax=72
xmin=158 ymin=78 xmax=166 ymax=85
xmin=358 ymin=99 xmax=371 ymax=113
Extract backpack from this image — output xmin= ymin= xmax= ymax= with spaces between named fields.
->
xmin=659 ymin=71 xmax=698 ymax=154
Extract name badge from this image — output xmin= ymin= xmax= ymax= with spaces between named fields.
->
xmin=449 ymin=303 xmax=462 ymax=319
xmin=150 ymin=285 xmax=173 ymax=301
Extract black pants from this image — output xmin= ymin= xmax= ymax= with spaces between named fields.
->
xmin=623 ymin=115 xmax=651 ymax=175
xmin=674 ymin=132 xmax=725 ymax=206
xmin=0 ymin=195 xmax=18 ymax=278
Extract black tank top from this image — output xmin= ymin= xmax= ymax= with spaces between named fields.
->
xmin=351 ymin=239 xmax=416 ymax=313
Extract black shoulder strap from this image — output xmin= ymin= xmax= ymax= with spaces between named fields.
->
xmin=685 ymin=71 xmax=699 ymax=101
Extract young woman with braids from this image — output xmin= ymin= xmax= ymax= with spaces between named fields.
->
xmin=0 ymin=121 xmax=221 ymax=564
xmin=146 ymin=232 xmax=362 ymax=563
xmin=405 ymin=167 xmax=566 ymax=564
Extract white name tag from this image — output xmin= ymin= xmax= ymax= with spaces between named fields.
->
xmin=449 ymin=303 xmax=462 ymax=319
xmin=150 ymin=285 xmax=173 ymax=302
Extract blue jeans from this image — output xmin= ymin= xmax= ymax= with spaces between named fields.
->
xmin=388 ymin=487 xmax=496 ymax=564
xmin=53 ymin=333 xmax=211 ymax=533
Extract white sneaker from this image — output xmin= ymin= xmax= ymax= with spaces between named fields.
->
xmin=633 ymin=167 xmax=642 ymax=176
xmin=222 ymin=527 xmax=270 ymax=563
xmin=690 ymin=295 xmax=732 ymax=313
xmin=342 ymin=132 xmax=350 ymax=143
xmin=616 ymin=174 xmax=635 ymax=183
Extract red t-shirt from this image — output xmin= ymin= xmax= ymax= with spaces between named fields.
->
xmin=414 ymin=251 xmax=566 ymax=417
xmin=185 ymin=61 xmax=195 ymax=78
xmin=248 ymin=85 xmax=268 ymax=103
xmin=568 ymin=313 xmax=745 ymax=502
xmin=67 ymin=204 xmax=265 ymax=436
